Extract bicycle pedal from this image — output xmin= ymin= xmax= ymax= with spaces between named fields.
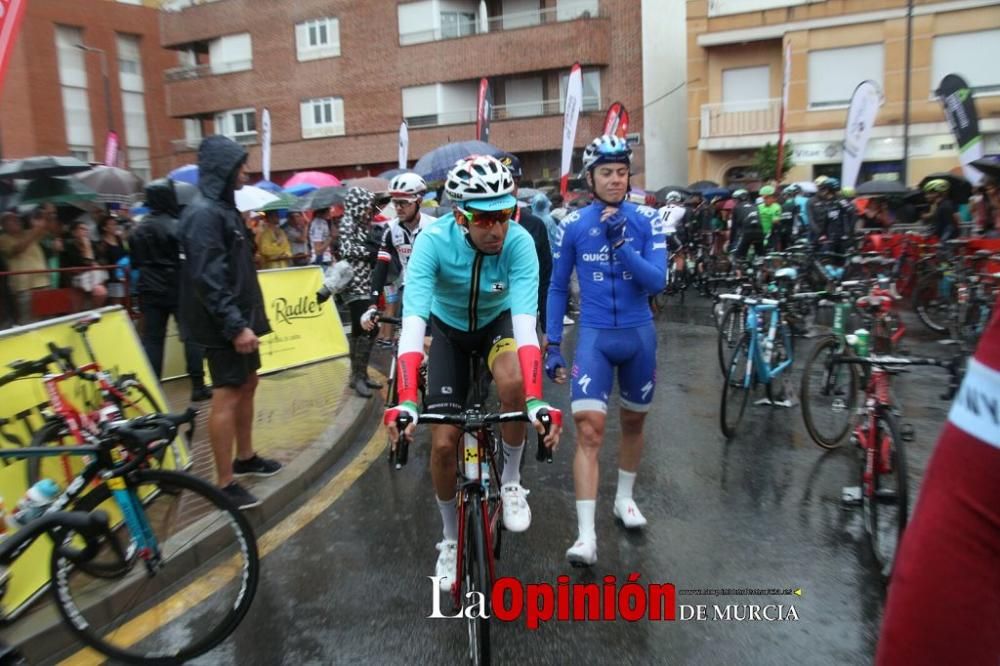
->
xmin=900 ymin=423 xmax=916 ymax=442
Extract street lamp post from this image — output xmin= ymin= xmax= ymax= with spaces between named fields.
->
xmin=75 ymin=43 xmax=117 ymax=162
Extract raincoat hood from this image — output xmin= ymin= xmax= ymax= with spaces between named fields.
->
xmin=197 ymin=135 xmax=247 ymax=205
xmin=343 ymin=187 xmax=375 ymax=224
xmin=144 ymin=178 xmax=180 ymax=218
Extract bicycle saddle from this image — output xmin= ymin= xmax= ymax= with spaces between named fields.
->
xmin=72 ymin=313 xmax=102 ymax=332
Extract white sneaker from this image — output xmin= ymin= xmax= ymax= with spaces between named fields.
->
xmin=563 ymin=315 xmax=575 ymax=325
xmin=501 ymin=482 xmax=531 ymax=533
xmin=566 ymin=538 xmax=598 ymax=567
xmin=435 ymin=540 xmax=457 ymax=592
xmin=613 ymin=498 xmax=648 ymax=529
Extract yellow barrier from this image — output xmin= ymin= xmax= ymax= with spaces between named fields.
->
xmin=163 ymin=265 xmax=349 ymax=380
xmin=0 ymin=307 xmax=176 ymax=619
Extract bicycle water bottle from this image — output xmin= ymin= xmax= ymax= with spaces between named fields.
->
xmin=13 ymin=479 xmax=60 ymax=526
xmin=853 ymin=329 xmax=870 ymax=357
xmin=463 ymin=433 xmax=479 ymax=479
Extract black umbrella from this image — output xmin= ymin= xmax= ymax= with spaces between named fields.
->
xmin=304 ymin=186 xmax=347 ymax=210
xmin=414 ymin=141 xmax=507 ymax=182
xmin=970 ymin=157 xmax=1000 ymax=180
xmin=0 ymin=155 xmax=91 ymax=179
xmin=855 ymin=180 xmax=909 ymax=196
xmin=76 ymin=165 xmax=144 ymax=205
xmin=21 ymin=177 xmax=99 ymax=205
xmin=688 ymin=180 xmax=720 ymax=192
xmin=377 ymin=168 xmax=411 ymax=181
xmin=918 ymin=172 xmax=971 ymax=202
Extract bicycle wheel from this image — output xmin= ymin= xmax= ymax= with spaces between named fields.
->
xmin=862 ymin=411 xmax=908 ymax=581
xmin=717 ymin=305 xmax=744 ymax=375
xmin=51 ymin=469 xmax=259 ymax=664
xmin=463 ymin=496 xmax=491 ymax=666
xmin=800 ymin=336 xmax=857 ymax=449
xmin=720 ymin=335 xmax=752 ymax=438
xmin=912 ymin=273 xmax=950 ymax=333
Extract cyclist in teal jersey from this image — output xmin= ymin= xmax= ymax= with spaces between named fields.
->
xmin=384 ymin=155 xmax=563 ymax=591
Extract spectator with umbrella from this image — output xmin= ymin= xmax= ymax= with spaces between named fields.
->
xmin=0 ymin=209 xmax=49 ymax=324
xmin=921 ymin=178 xmax=961 ymax=242
xmin=255 ymin=210 xmax=293 ymax=269
xmin=96 ymin=213 xmax=128 ymax=302
xmin=60 ymin=219 xmax=109 ymax=307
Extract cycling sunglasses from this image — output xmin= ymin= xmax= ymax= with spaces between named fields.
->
xmin=457 ymin=207 xmax=515 ymax=228
xmin=391 ymin=197 xmax=419 ymax=206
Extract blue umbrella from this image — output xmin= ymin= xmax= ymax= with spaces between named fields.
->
xmin=169 ymin=164 xmax=199 ymax=185
xmin=254 ymin=179 xmax=283 ymax=194
xmin=699 ymin=187 xmax=731 ymax=200
xmin=377 ymin=168 xmax=410 ymax=180
xmin=413 ymin=141 xmax=507 ymax=182
xmin=284 ymin=183 xmax=317 ymax=197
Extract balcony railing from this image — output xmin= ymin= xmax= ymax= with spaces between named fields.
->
xmin=399 ymin=2 xmax=605 ymax=46
xmin=161 ymin=0 xmax=225 ymax=12
xmin=700 ymin=99 xmax=781 ymax=139
xmin=164 ymin=60 xmax=252 ymax=82
xmin=406 ymin=96 xmax=601 ymax=129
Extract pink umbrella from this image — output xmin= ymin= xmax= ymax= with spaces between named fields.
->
xmin=284 ymin=171 xmax=341 ymax=189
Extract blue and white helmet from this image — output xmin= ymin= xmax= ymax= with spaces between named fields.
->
xmin=444 ymin=155 xmax=516 ymax=211
xmin=582 ymin=134 xmax=632 ymax=172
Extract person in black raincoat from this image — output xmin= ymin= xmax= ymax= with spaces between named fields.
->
xmin=130 ymin=177 xmax=209 ymax=401
xmin=178 ymin=135 xmax=281 ymax=510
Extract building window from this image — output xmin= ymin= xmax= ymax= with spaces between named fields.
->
xmin=807 ymin=43 xmax=884 ymax=109
xmin=68 ymin=146 xmax=93 ymax=162
xmin=300 ymin=97 xmax=345 ymax=138
xmin=55 ymin=25 xmax=94 ymax=156
xmin=128 ymin=148 xmax=151 ymax=182
xmin=559 ymin=68 xmax=602 ymax=112
xmin=402 ymin=82 xmax=478 ymax=127
xmin=295 ymin=17 xmax=340 ymax=61
xmin=722 ymin=65 xmax=771 ymax=111
xmin=931 ymin=29 xmax=1000 ymax=95
xmin=209 ymin=33 xmax=252 ymax=75
xmin=215 ymin=108 xmax=257 ymax=143
xmin=556 ymin=0 xmax=599 ymax=21
xmin=440 ymin=11 xmax=476 ymax=39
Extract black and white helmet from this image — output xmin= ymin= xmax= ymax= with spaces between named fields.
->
xmin=388 ymin=172 xmax=427 ymax=198
xmin=665 ymin=191 xmax=683 ymax=204
xmin=444 ymin=155 xmax=515 ymax=208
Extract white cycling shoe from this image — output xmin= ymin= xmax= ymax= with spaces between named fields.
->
xmin=435 ymin=540 xmax=457 ymax=592
xmin=613 ymin=498 xmax=648 ymax=529
xmin=501 ymin=482 xmax=531 ymax=533
xmin=566 ymin=538 xmax=598 ymax=567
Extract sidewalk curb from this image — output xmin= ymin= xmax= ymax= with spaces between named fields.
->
xmin=6 ymin=388 xmax=380 ymax=665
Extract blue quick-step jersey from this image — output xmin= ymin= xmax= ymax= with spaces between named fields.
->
xmin=546 ymin=200 xmax=667 ymax=340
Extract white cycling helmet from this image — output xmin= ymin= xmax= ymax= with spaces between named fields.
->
xmin=388 ymin=172 xmax=427 ymax=198
xmin=665 ymin=191 xmax=683 ymax=204
xmin=444 ymin=155 xmax=516 ymax=211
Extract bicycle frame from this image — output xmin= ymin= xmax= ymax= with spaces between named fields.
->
xmin=740 ymin=302 xmax=794 ymax=388
xmin=853 ymin=367 xmax=894 ymax=500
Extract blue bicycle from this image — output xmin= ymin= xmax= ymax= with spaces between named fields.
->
xmin=720 ymin=296 xmax=803 ymax=438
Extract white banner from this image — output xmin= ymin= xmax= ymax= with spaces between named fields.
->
xmin=398 ymin=121 xmax=408 ymax=169
xmin=841 ymin=80 xmax=882 ymax=190
xmin=782 ymin=42 xmax=791 ymax=113
xmin=560 ymin=63 xmax=582 ymax=196
xmin=261 ymin=108 xmax=272 ymax=183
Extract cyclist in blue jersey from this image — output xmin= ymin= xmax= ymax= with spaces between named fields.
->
xmin=545 ymin=135 xmax=667 ymax=567
xmin=384 ymin=155 xmax=563 ymax=591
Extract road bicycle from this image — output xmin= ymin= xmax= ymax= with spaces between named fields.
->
xmin=830 ymin=353 xmax=961 ymax=580
xmin=720 ymin=295 xmax=812 ymax=438
xmin=0 ymin=355 xmax=258 ymax=663
xmin=393 ymin=349 xmax=555 ymax=665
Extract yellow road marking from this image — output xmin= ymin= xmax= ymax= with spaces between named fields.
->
xmin=59 ymin=426 xmax=387 ymax=665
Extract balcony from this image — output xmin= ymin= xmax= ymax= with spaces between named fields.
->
xmin=164 ymin=60 xmax=252 ymax=83
xmin=406 ymin=96 xmax=602 ymax=129
xmin=700 ymin=99 xmax=781 ymax=145
xmin=399 ymin=3 xmax=607 ymax=46
xmin=160 ymin=0 xmax=225 ymax=11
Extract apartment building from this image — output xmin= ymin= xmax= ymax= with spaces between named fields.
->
xmin=0 ymin=0 xmax=183 ymax=180
xmin=686 ymin=0 xmax=1000 ymax=188
xmin=159 ymin=0 xmax=645 ymax=184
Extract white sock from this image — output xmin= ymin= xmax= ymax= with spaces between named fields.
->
xmin=437 ymin=496 xmax=458 ymax=541
xmin=616 ymin=469 xmax=637 ymax=502
xmin=576 ymin=500 xmax=596 ymax=542
xmin=501 ymin=440 xmax=523 ymax=485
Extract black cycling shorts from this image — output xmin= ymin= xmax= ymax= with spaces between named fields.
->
xmin=205 ymin=347 xmax=261 ymax=388
xmin=425 ymin=310 xmax=515 ymax=415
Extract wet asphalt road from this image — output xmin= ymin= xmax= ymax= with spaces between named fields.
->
xmin=159 ymin=298 xmax=955 ymax=665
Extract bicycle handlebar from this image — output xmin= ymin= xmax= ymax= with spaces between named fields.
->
xmin=102 ymin=408 xmax=198 ymax=477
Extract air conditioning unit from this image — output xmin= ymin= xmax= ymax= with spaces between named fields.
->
xmin=625 ymin=132 xmax=641 ymax=146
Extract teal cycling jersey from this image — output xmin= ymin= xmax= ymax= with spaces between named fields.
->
xmin=402 ymin=213 xmax=540 ymax=331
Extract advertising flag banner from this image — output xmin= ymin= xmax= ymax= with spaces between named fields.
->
xmin=560 ymin=63 xmax=583 ymax=197
xmin=398 ymin=121 xmax=409 ymax=169
xmin=0 ymin=0 xmax=26 ymax=98
xmin=841 ymin=80 xmax=883 ymax=190
xmin=261 ymin=108 xmax=272 ymax=183
xmin=104 ymin=130 xmax=119 ymax=167
xmin=476 ymin=78 xmax=493 ymax=143
xmin=603 ymin=101 xmax=629 ymax=138
xmin=936 ymin=74 xmax=984 ymax=185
